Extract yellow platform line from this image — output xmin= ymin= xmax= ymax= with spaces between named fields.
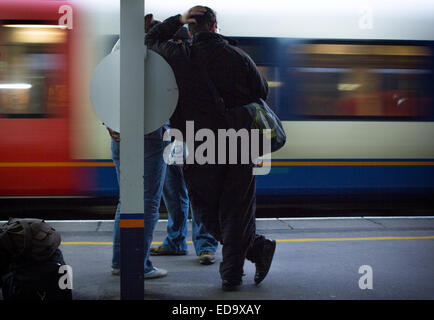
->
xmin=60 ymin=235 xmax=434 ymax=246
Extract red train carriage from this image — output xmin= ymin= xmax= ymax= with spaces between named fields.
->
xmin=0 ymin=0 xmax=94 ymax=196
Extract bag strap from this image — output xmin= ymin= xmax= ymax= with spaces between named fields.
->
xmin=202 ymin=66 xmax=225 ymax=111
xmin=189 ymin=44 xmax=227 ymax=116
xmin=194 ymin=45 xmax=260 ymax=120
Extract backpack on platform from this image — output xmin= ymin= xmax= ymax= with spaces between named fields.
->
xmin=0 ymin=218 xmax=72 ymax=300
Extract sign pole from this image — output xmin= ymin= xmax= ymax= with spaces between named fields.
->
xmin=120 ymin=0 xmax=145 ymax=300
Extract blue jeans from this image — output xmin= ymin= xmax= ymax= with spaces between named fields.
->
xmin=111 ymin=128 xmax=168 ymax=273
xmin=162 ymin=164 xmax=218 ymax=255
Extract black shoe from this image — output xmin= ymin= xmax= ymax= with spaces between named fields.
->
xmin=222 ymin=279 xmax=242 ymax=292
xmin=150 ymin=246 xmax=187 ymax=256
xmin=254 ymin=239 xmax=276 ymax=284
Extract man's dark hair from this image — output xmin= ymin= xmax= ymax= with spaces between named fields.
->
xmin=145 ymin=14 xmax=161 ymax=33
xmin=188 ymin=6 xmax=216 ymax=35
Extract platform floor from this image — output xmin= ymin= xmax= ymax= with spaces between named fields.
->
xmin=3 ymin=217 xmax=434 ymax=300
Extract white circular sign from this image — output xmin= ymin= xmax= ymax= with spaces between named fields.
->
xmin=90 ymin=48 xmax=178 ymax=134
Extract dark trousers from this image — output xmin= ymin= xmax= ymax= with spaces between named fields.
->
xmin=183 ymin=163 xmax=266 ymax=282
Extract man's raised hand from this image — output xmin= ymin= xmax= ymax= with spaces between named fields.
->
xmin=180 ymin=6 xmax=207 ymax=24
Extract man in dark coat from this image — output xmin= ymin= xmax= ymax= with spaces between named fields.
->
xmin=145 ymin=6 xmax=276 ymax=291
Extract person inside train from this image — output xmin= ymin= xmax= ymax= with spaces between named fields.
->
xmin=145 ymin=6 xmax=276 ymax=291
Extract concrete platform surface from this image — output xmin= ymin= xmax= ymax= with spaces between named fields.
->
xmin=1 ymin=216 xmax=434 ymax=300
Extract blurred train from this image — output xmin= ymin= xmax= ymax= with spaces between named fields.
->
xmin=0 ymin=0 xmax=433 ymax=205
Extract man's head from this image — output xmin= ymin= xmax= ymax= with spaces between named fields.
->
xmin=187 ymin=6 xmax=217 ymax=35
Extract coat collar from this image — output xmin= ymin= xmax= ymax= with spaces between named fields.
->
xmin=192 ymin=32 xmax=237 ymax=46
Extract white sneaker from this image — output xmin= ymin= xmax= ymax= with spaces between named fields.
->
xmin=111 ymin=267 xmax=167 ymax=279
xmin=144 ymin=267 xmax=168 ymax=280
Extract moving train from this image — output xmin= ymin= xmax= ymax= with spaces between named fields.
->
xmin=1 ymin=0 xmax=433 ymax=205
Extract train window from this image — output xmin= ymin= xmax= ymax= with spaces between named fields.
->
xmin=235 ymin=38 xmax=284 ymax=113
xmin=290 ymin=43 xmax=433 ymax=119
xmin=257 ymin=66 xmax=281 ymax=112
xmin=0 ymin=23 xmax=67 ymax=118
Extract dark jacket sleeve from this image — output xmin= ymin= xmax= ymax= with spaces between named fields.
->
xmin=145 ymin=14 xmax=184 ymax=59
